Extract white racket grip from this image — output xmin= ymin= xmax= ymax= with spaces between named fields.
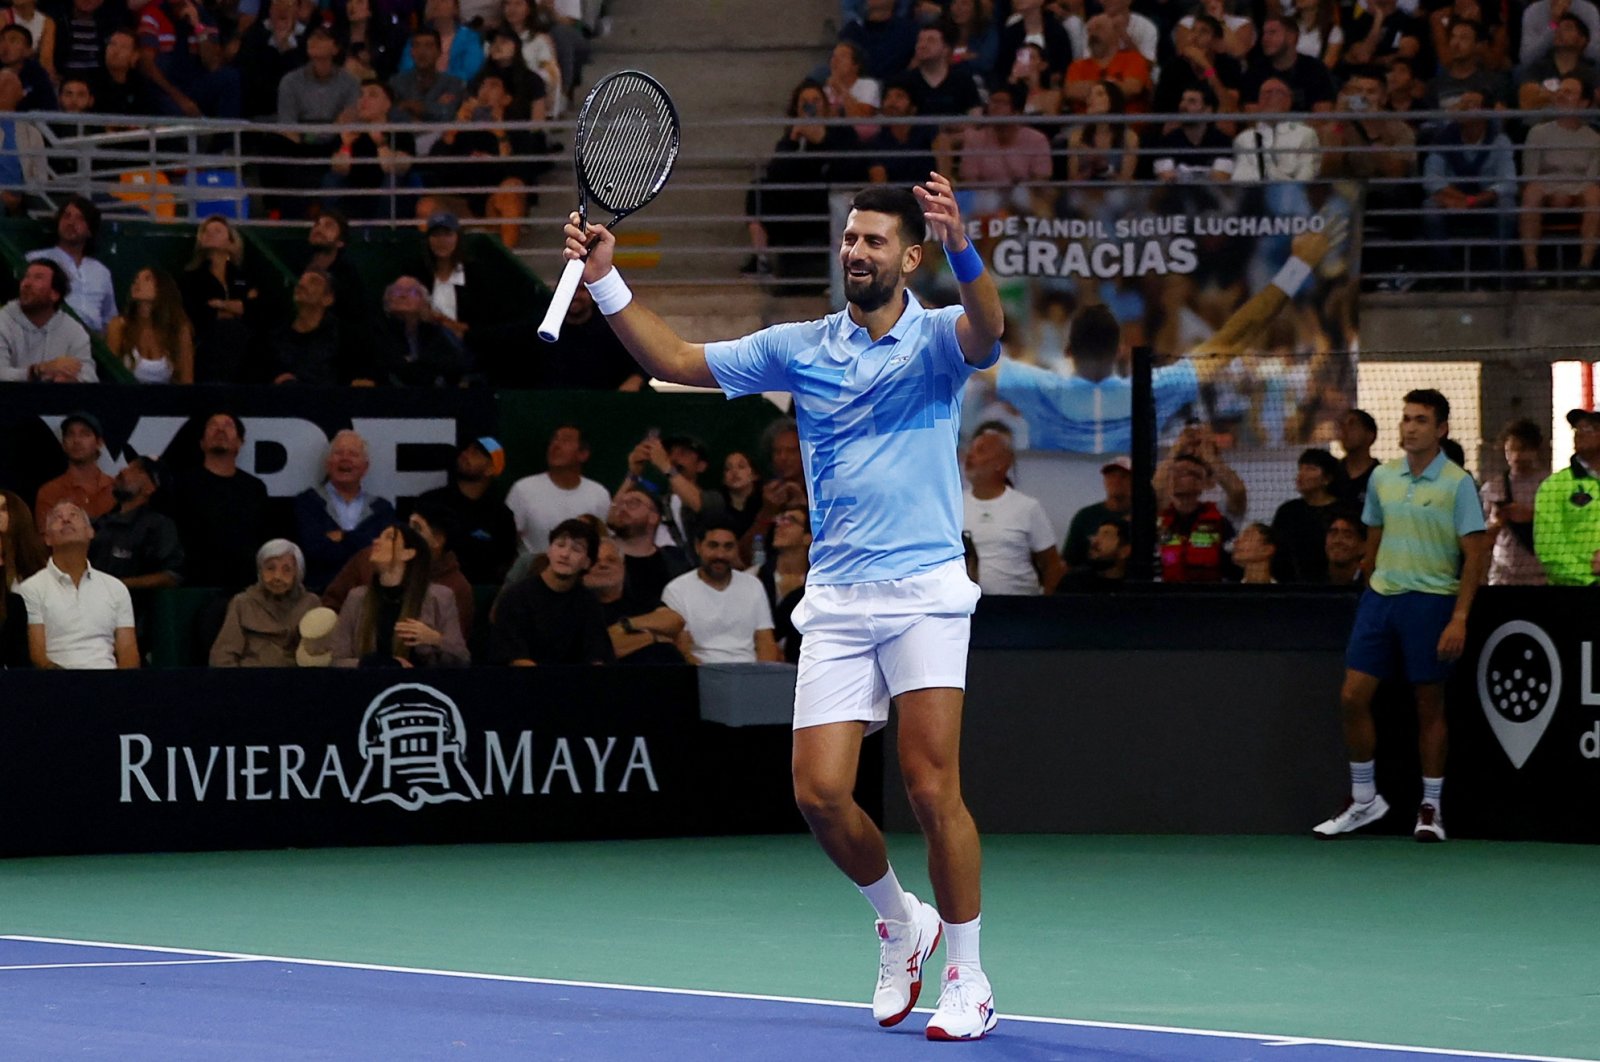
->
xmin=538 ymin=257 xmax=586 ymax=342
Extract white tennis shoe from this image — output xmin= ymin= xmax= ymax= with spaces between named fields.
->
xmin=1312 ymin=794 xmax=1390 ymax=838
xmin=1413 ymin=803 xmax=1447 ymax=842
xmin=871 ymin=893 xmax=942 ymax=1027
xmin=925 ymin=964 xmax=999 ymax=1041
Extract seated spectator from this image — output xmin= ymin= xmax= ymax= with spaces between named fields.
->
xmin=326 ymin=79 xmax=416 ymax=221
xmin=1156 ymin=13 xmax=1243 ymax=114
xmin=491 ymin=517 xmax=611 ymax=665
xmin=1344 ymin=0 xmax=1426 ymax=78
xmin=278 ymin=26 xmax=360 ymax=140
xmin=581 ymin=537 xmax=685 ymax=664
xmin=1065 ymin=14 xmax=1151 ymax=113
xmin=238 ymin=0 xmax=306 ymax=118
xmin=947 ymin=0 xmax=998 ymax=74
xmin=52 ymin=74 xmax=96 ymax=132
xmin=1385 ymin=55 xmax=1423 ymax=114
xmin=959 ymin=87 xmax=1051 ymax=211
xmin=1522 ymin=0 xmax=1600 ymax=67
xmin=1173 ymin=0 xmax=1255 ymax=62
xmin=89 ymin=454 xmax=184 ymax=599
xmin=0 ymin=71 xmax=44 ymax=217
xmin=860 ymin=83 xmax=938 ymax=186
xmin=1231 ymin=78 xmax=1322 ymax=182
xmin=165 ymin=411 xmax=271 ymax=591
xmin=388 ymin=28 xmax=468 ymax=125
xmin=1230 ymin=523 xmax=1277 ymax=584
xmin=107 ymin=267 xmax=195 ymax=385
xmin=1425 ymin=18 xmax=1509 ymax=109
xmin=1158 ymin=453 xmax=1237 ymax=583
xmin=179 ymin=216 xmax=262 ymax=384
xmin=1290 ymin=0 xmax=1343 ymax=67
xmin=1152 ymin=86 xmax=1235 ymax=182
xmin=371 ymin=275 xmax=471 ymax=387
xmin=293 ymin=429 xmax=396 ymax=593
xmin=1431 ymin=0 xmax=1508 ymax=72
xmin=1056 ymin=518 xmax=1131 ymax=591
xmin=0 ymin=23 xmax=55 ymax=111
xmin=210 ymin=540 xmax=322 ymax=667
xmin=741 ymin=418 xmax=807 ymax=565
xmin=623 ymin=432 xmax=724 ymax=549
xmin=408 ymin=212 xmax=486 ymax=339
xmin=1240 ymin=17 xmax=1336 ymax=113
xmin=498 ymin=0 xmax=562 ymax=114
xmin=483 ymin=283 xmax=646 ymax=389
xmin=608 ymin=484 xmax=692 ymax=614
xmin=900 ymin=22 xmax=984 ymax=118
xmin=398 ymin=0 xmax=483 ymax=83
xmin=59 ymin=0 xmax=113 ymax=84
xmin=505 ymin=423 xmax=611 ymax=556
xmin=20 ymin=500 xmax=137 ymax=669
xmin=427 ymin=76 xmax=541 ymax=244
xmin=137 ymin=0 xmax=241 ymax=118
xmin=474 ymin=28 xmax=548 ymax=120
xmin=824 ymin=40 xmax=881 ymax=121
xmin=1004 ymin=42 xmax=1063 ymax=118
xmin=414 ymin=436 xmax=517 ymax=585
xmin=1481 ymin=419 xmax=1548 ymax=585
xmin=1335 ymin=408 xmax=1381 ymax=505
xmin=35 ymin=411 xmax=112 ymax=520
xmin=1324 ymin=511 xmax=1367 ymax=587
xmin=1320 ymin=68 xmax=1417 ymax=185
xmin=90 ymin=27 xmax=155 ymax=116
xmin=337 ymin=0 xmax=405 ymax=81
xmin=1520 ymin=78 xmax=1600 ymax=286
xmin=0 ymin=260 xmax=94 ymax=382
xmin=1518 ymin=15 xmax=1598 ymax=111
xmin=323 ymin=498 xmax=475 ymax=639
xmin=998 ymin=0 xmax=1073 ymax=86
xmin=1421 ymin=90 xmax=1516 ymax=277
xmin=962 ymin=426 xmax=1063 ymax=595
xmin=1065 ymin=81 xmax=1138 ymax=182
xmin=26 ymin=195 xmax=115 ymax=335
xmin=1063 ymin=455 xmax=1133 ymax=570
xmin=757 ymin=503 xmax=810 ymax=663
xmin=660 ymin=521 xmax=780 ymax=665
xmin=838 ymin=0 xmax=918 ymax=81
xmin=271 ymin=268 xmax=363 ymax=385
xmin=743 ymin=79 xmax=860 ymax=282
xmin=1 ymin=488 xmax=46 ymax=665
xmin=329 ymin=522 xmax=470 ymax=666
xmin=302 ymin=210 xmax=370 ymax=340
xmin=718 ymin=450 xmax=761 ymax=540
xmin=1269 ymin=447 xmax=1343 ymax=582
xmin=1090 ymin=0 xmax=1158 ymax=66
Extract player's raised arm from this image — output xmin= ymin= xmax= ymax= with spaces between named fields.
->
xmin=563 ymin=215 xmax=718 ymax=389
xmin=915 ymin=172 xmax=1003 ymax=365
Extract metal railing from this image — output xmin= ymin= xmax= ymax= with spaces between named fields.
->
xmin=10 ymin=107 xmax=1599 ymax=291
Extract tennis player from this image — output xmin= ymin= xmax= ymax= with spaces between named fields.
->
xmin=562 ymin=174 xmax=1003 ymax=1041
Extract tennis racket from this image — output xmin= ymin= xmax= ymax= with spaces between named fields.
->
xmin=537 ymin=70 xmax=681 ymax=342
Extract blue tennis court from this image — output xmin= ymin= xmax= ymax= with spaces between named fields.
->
xmin=0 ymin=936 xmax=1586 ymax=1062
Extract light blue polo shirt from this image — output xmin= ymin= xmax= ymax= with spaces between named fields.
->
xmin=995 ymin=357 xmax=1200 ymax=453
xmin=1363 ymin=451 xmax=1486 ymax=596
xmin=705 ymin=291 xmax=999 ymax=586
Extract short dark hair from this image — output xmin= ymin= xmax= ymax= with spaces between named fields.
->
xmin=924 ymin=19 xmax=958 ymax=48
xmin=1328 ymin=509 xmax=1368 ymax=538
xmin=850 ymin=185 xmax=926 ymax=249
xmin=411 ymin=26 xmax=442 ymax=47
xmin=1343 ymin=65 xmax=1386 ymax=87
xmin=1068 ymin=305 xmax=1121 ymax=363
xmin=1346 ymin=408 xmax=1378 ymax=437
xmin=27 ymin=257 xmax=71 ymax=302
xmin=662 ymin=434 xmax=709 ymax=463
xmin=1499 ymin=418 xmax=1543 ymax=450
xmin=1404 ymin=388 xmax=1450 ymax=425
xmin=360 ymin=78 xmax=394 ymax=102
xmin=696 ymin=516 xmax=741 ymax=541
xmin=1268 ymin=15 xmax=1299 ymax=37
xmin=548 ymin=517 xmax=599 ymax=559
xmin=1182 ymin=83 xmax=1219 ymax=110
xmin=1099 ymin=518 xmax=1131 ymax=546
xmin=307 ymin=25 xmax=339 ymax=45
xmin=550 ymin=422 xmax=588 ymax=449
xmin=1560 ymin=12 xmax=1591 ymax=40
xmin=319 ymin=206 xmax=351 ymax=243
xmin=1 ymin=24 xmax=33 ymax=46
xmin=60 ymin=75 xmax=93 ymax=94
xmin=1298 ymin=447 xmax=1341 ymax=482
xmin=1243 ymin=521 xmax=1275 ymax=546
xmin=1450 ymin=17 xmax=1486 ymax=42
xmin=206 ymin=410 xmax=245 ymax=442
xmin=1191 ymin=13 xmax=1224 ymax=38
xmin=410 ymin=495 xmax=458 ymax=546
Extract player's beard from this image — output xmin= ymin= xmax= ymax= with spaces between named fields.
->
xmin=844 ymin=262 xmax=899 ymax=312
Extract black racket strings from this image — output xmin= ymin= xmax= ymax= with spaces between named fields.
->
xmin=578 ymin=74 xmax=677 ymax=216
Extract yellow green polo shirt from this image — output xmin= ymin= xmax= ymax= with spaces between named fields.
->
xmin=1533 ymin=462 xmax=1600 ymax=586
xmin=1362 ymin=452 xmax=1486 ymax=596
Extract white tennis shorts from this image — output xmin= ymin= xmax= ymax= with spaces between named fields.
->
xmin=791 ymin=559 xmax=982 ymax=734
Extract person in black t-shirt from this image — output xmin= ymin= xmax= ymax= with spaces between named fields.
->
xmin=1152 ymin=85 xmax=1236 ymax=182
xmin=860 ymin=83 xmax=938 ymax=186
xmin=89 ymin=28 xmax=155 ymax=116
xmin=413 ymin=438 xmax=518 ymax=586
xmin=1269 ymin=448 xmax=1343 ymax=583
xmin=607 ymin=485 xmax=691 ymax=615
xmin=1154 ymin=14 xmax=1243 ymax=114
xmin=491 ymin=517 xmax=612 ymax=666
xmin=1240 ymin=17 xmax=1337 ymax=113
xmin=1342 ymin=0 xmax=1428 ymax=74
xmin=1335 ymin=408 xmax=1380 ymax=507
xmin=165 ymin=411 xmax=272 ymax=591
xmin=899 ymin=22 xmax=984 ymax=117
xmin=482 ymin=283 xmax=647 ymax=390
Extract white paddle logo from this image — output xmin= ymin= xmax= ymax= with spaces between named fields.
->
xmin=1477 ymin=620 xmax=1561 ymax=769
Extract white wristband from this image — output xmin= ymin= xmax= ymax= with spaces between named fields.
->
xmin=1271 ymin=256 xmax=1314 ymax=297
xmin=585 ymin=268 xmax=633 ymax=316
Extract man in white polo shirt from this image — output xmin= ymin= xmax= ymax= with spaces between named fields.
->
xmin=660 ymin=519 xmax=781 ymax=665
xmin=19 ymin=500 xmax=138 ymax=669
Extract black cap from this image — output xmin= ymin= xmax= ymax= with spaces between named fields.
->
xmin=662 ymin=434 xmax=709 ymax=462
xmin=61 ymin=410 xmax=103 ymax=438
xmin=1567 ymin=408 xmax=1600 ymax=427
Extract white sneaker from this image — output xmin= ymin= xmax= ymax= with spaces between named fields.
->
xmin=1312 ymin=794 xmax=1390 ymax=837
xmin=925 ymin=964 xmax=999 ymax=1041
xmin=871 ymin=893 xmax=942 ymax=1027
xmin=1413 ymin=803 xmax=1447 ymax=842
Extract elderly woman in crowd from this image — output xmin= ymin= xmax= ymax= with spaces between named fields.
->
xmin=209 ymin=540 xmax=322 ymax=667
xmin=330 ymin=522 xmax=469 ymax=667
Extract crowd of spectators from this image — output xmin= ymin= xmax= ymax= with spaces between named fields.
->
xmin=733 ymin=0 xmax=1600 ymax=287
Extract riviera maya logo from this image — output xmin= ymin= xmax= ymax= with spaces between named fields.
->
xmin=1476 ymin=620 xmax=1561 ymax=770
xmin=350 ymin=683 xmax=484 ymax=809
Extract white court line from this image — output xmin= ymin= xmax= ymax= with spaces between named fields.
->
xmin=0 ymin=958 xmax=259 ymax=972
xmin=3 ymin=935 xmax=1593 ymax=1062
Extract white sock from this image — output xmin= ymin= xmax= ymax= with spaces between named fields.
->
xmin=1350 ymin=760 xmax=1377 ymax=804
xmin=859 ymin=867 xmax=912 ymax=923
xmin=944 ymin=914 xmax=982 ymax=972
xmin=1422 ymin=776 xmax=1443 ymax=815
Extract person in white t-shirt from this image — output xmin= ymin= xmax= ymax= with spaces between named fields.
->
xmin=19 ymin=500 xmax=138 ymax=669
xmin=961 ymin=426 xmax=1063 ymax=595
xmin=659 ymin=520 xmax=781 ymax=665
xmin=504 ymin=423 xmax=612 ymax=555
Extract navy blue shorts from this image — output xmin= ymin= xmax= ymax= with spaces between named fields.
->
xmin=1345 ymin=589 xmax=1458 ymax=685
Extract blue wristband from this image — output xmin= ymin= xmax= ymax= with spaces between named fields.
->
xmin=945 ymin=241 xmax=985 ymax=284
